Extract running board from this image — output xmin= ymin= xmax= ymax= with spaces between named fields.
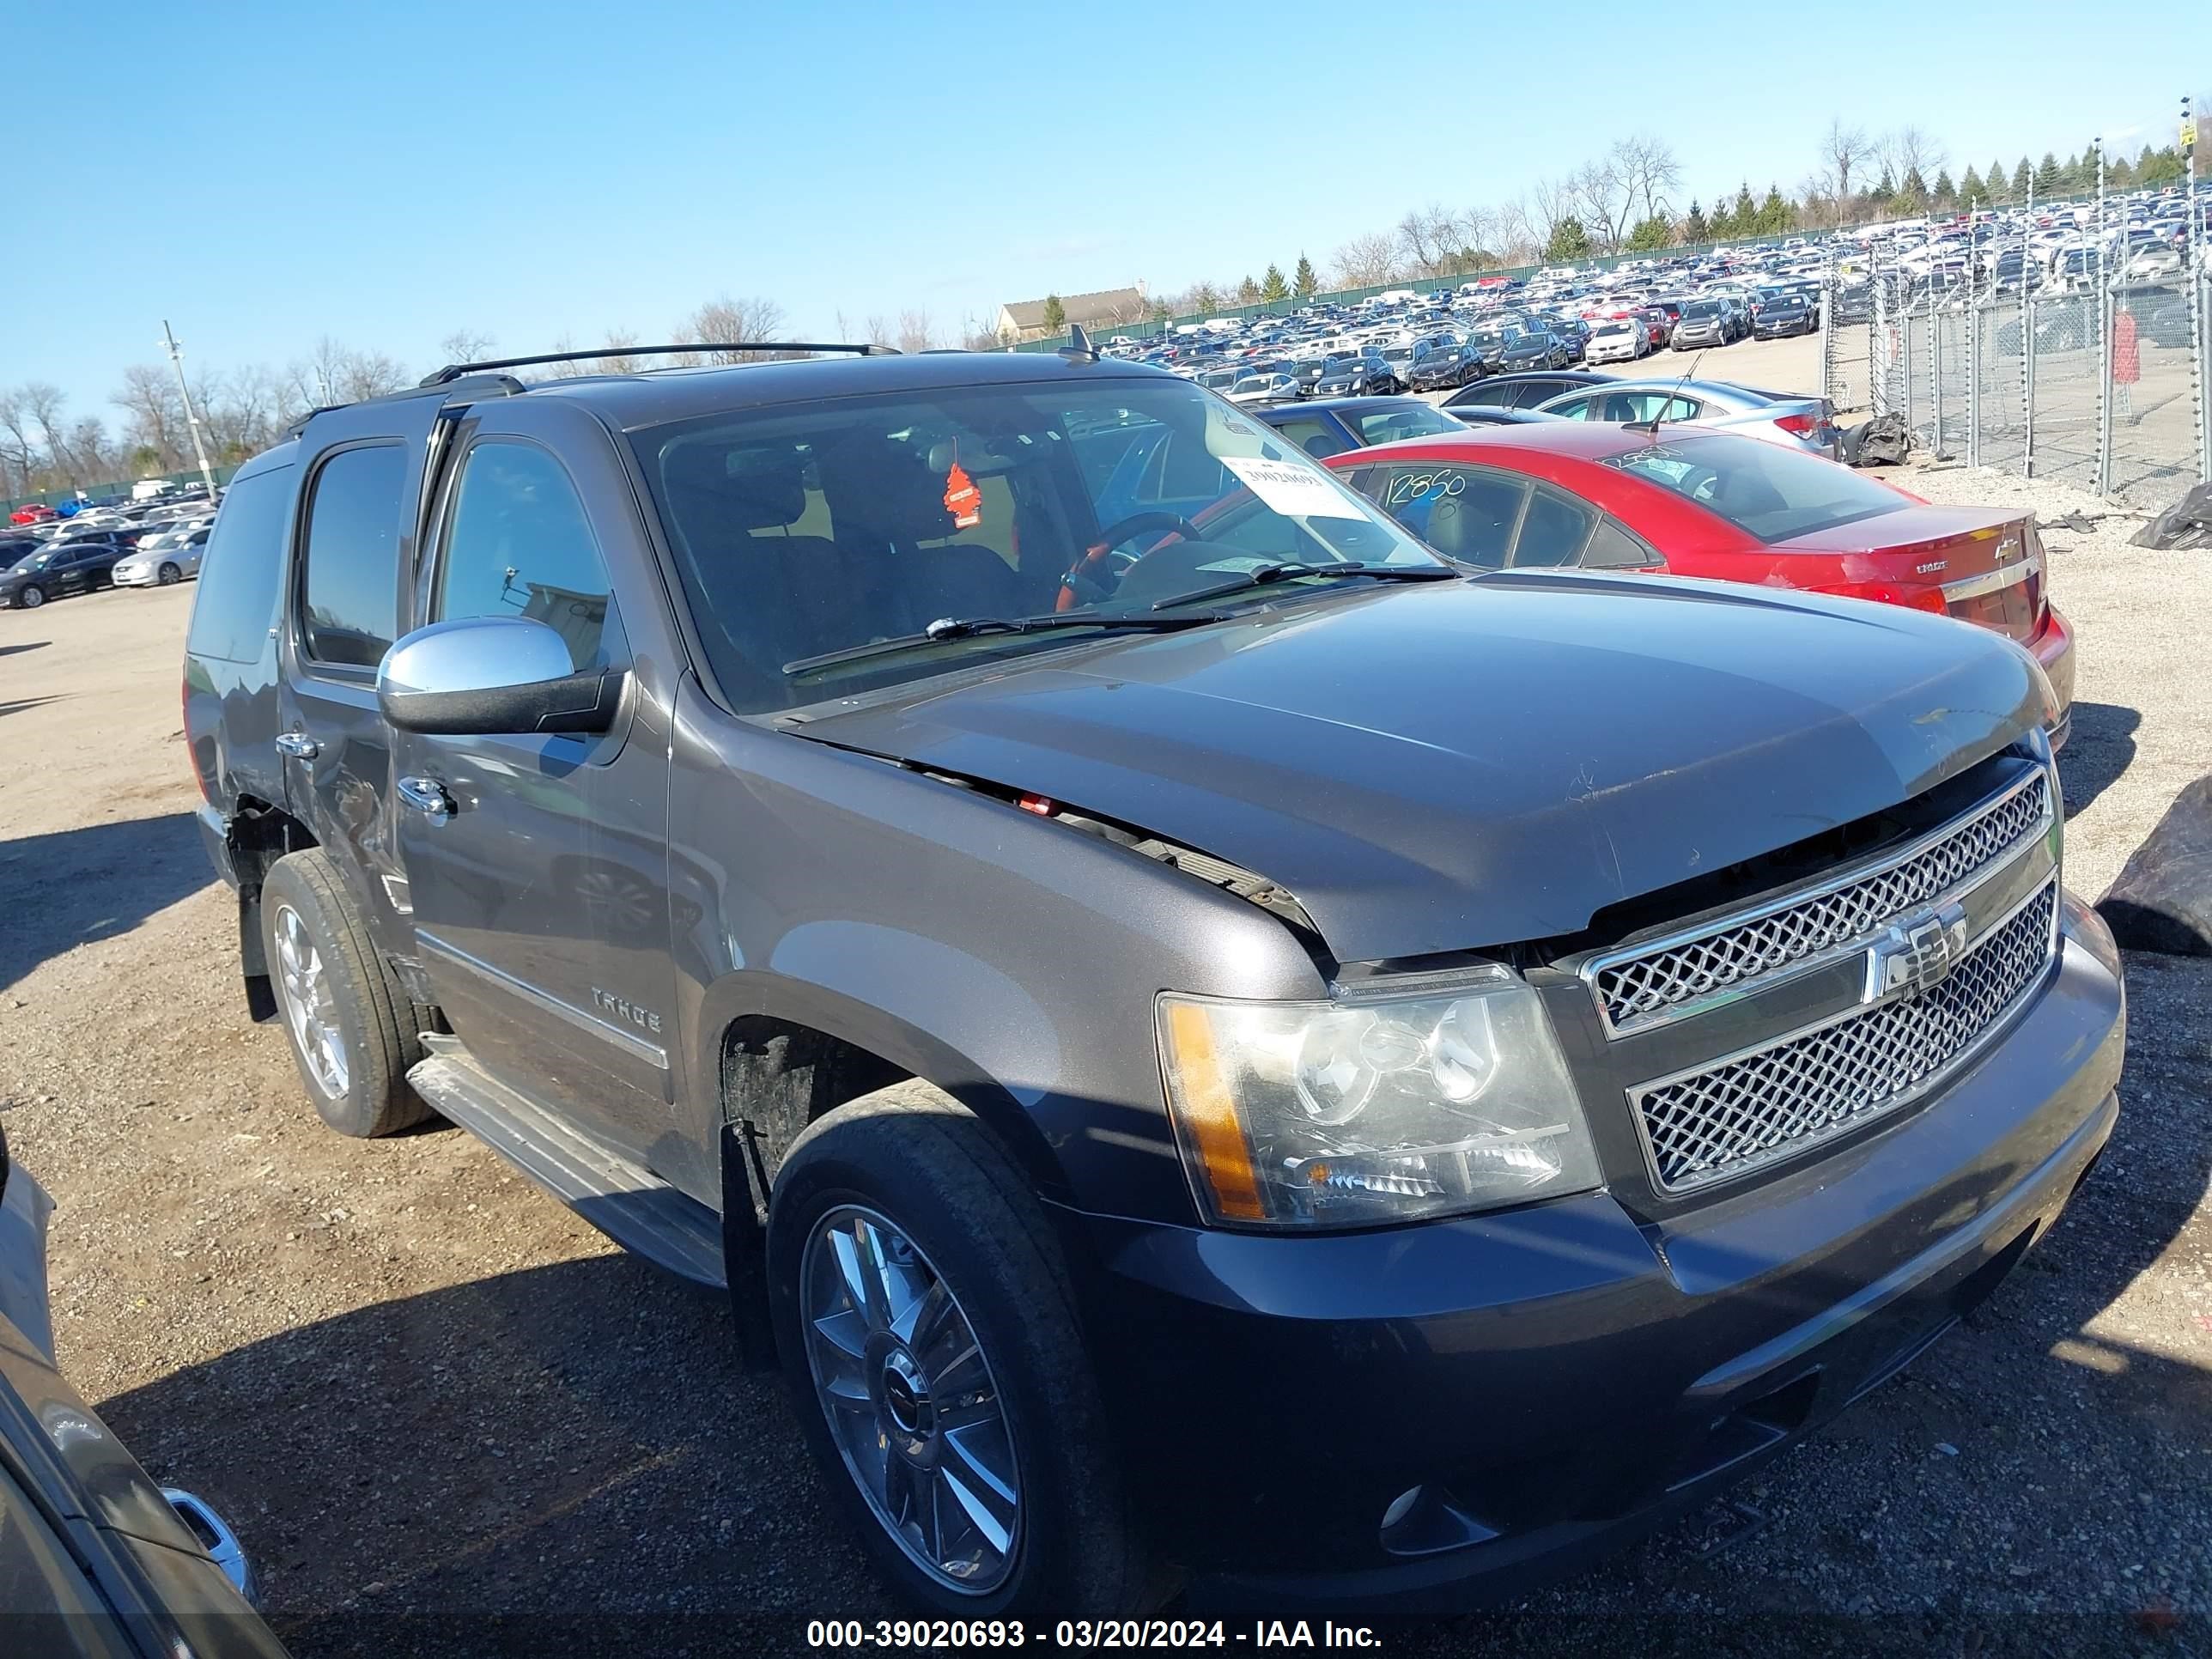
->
xmin=407 ymin=1052 xmax=726 ymax=1290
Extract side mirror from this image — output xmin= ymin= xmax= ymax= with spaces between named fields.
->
xmin=377 ymin=617 xmax=624 ymax=736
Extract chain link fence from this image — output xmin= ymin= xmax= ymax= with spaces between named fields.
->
xmin=1870 ymin=228 xmax=2209 ymax=514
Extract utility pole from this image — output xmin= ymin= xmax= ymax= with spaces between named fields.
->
xmin=161 ymin=319 xmax=221 ymax=502
xmin=2185 ymin=95 xmax=2208 ymax=483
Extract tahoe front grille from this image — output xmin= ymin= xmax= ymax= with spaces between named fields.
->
xmin=1629 ymin=881 xmax=2057 ymax=1192
xmin=1587 ymin=772 xmax=2051 ymax=1035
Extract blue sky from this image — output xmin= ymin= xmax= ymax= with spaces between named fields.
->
xmin=6 ymin=0 xmax=2203 ymax=416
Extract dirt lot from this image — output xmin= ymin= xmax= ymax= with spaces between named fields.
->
xmin=2 ymin=459 xmax=2209 ymax=1656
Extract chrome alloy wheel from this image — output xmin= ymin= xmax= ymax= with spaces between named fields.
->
xmin=271 ymin=903 xmax=349 ymax=1098
xmin=800 ymin=1205 xmax=1021 ymax=1594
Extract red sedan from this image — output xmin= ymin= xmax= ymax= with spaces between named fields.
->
xmin=1326 ymin=422 xmax=2075 ymax=745
xmin=9 ymin=503 xmax=57 ymax=526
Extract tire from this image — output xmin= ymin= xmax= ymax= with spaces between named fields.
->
xmin=157 ymin=563 xmax=180 ymax=585
xmin=259 ymin=848 xmax=429 ymax=1137
xmin=17 ymin=586 xmax=43 ymax=609
xmin=769 ymin=1080 xmax=1162 ymax=1618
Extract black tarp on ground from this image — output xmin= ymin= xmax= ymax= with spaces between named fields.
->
xmin=2130 ymin=483 xmax=2212 ymax=550
xmin=2098 ymin=775 xmax=2212 ymax=956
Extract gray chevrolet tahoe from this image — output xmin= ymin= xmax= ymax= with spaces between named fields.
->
xmin=184 ymin=341 xmax=2124 ymax=1616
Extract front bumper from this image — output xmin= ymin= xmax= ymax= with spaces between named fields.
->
xmin=1064 ymin=904 xmax=2124 ymax=1611
xmin=112 ymin=567 xmax=156 ymax=586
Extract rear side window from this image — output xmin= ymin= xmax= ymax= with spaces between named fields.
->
xmin=301 ymin=445 xmax=406 ymax=669
xmin=434 ymin=441 xmax=619 ymax=673
xmin=1351 ymin=462 xmax=1528 ymax=568
xmin=1601 ymin=434 xmax=1904 ymax=543
xmin=1267 ymin=417 xmax=1350 ymax=459
xmin=1512 ymin=492 xmax=1596 ymax=566
xmin=185 ymin=464 xmax=296 ymax=663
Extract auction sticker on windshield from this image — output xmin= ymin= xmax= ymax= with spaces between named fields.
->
xmin=1220 ymin=455 xmax=1364 ymax=520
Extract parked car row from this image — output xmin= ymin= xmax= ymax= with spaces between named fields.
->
xmin=0 ymin=510 xmax=214 ymax=607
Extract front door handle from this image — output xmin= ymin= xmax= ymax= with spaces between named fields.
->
xmin=275 ymin=732 xmax=320 ymax=760
xmin=395 ymin=775 xmax=456 ymax=824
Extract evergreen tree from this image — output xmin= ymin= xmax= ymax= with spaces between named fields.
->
xmin=1192 ymin=283 xmax=1221 ymax=317
xmin=1932 ymin=167 xmax=1957 ymax=207
xmin=2010 ymin=157 xmax=2032 ymax=199
xmin=1291 ymin=254 xmax=1318 ymax=300
xmin=2136 ymin=143 xmax=2157 ymax=176
xmin=2139 ymin=147 xmax=2185 ymax=185
xmin=1716 ymin=180 xmax=1754 ymax=238
xmin=1682 ymin=200 xmax=1710 ymax=243
xmin=1236 ymin=274 xmax=1261 ymax=304
xmin=2106 ymin=153 xmax=2134 ymax=191
xmin=1625 ymin=215 xmax=1672 ymax=252
xmin=1260 ymin=264 xmax=1289 ymax=303
xmin=1960 ymin=163 xmax=1984 ymax=204
xmin=1899 ymin=166 xmax=1929 ymax=210
xmin=1869 ymin=165 xmax=1896 ymax=206
xmin=1148 ymin=300 xmax=1171 ymax=325
xmin=1987 ymin=157 xmax=2009 ymax=201
xmin=2060 ymin=150 xmax=2083 ymax=191
xmin=1041 ymin=295 xmax=1065 ymax=332
xmin=1758 ymin=185 xmax=1794 ymax=234
xmin=1545 ymin=216 xmax=1591 ymax=261
xmin=2034 ymin=152 xmax=2060 ymax=195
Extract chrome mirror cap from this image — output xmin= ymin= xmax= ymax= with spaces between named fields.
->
xmin=376 ymin=617 xmax=574 ymax=698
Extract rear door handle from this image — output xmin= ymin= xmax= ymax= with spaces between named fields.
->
xmin=396 ymin=775 xmax=456 ymax=823
xmin=275 ymin=732 xmax=320 ymax=760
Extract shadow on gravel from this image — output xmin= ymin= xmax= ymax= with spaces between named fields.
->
xmin=94 ymin=1252 xmax=892 ymax=1659
xmin=0 ymin=639 xmax=48 ymax=658
xmin=2058 ymin=702 xmax=2139 ymax=818
xmin=0 ymin=811 xmax=213 ymax=991
xmin=0 ymin=696 xmax=63 ymax=720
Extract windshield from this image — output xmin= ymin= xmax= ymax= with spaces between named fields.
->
xmin=1682 ymin=301 xmax=1723 ymax=318
xmin=632 ymin=377 xmax=1443 ymax=710
xmin=1601 ymin=434 xmax=1910 ymax=542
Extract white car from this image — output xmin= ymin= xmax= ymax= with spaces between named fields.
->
xmin=1226 ymin=373 xmax=1298 ymax=404
xmin=112 ymin=525 xmax=210 ymax=586
xmin=1583 ymin=317 xmax=1647 ymax=365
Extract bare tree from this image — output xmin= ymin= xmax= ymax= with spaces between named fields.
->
xmin=22 ymin=384 xmax=72 ymax=483
xmin=1607 ymin=135 xmax=1684 ymax=229
xmin=0 ymin=388 xmax=38 ymax=495
xmin=895 ymin=310 xmax=939 ymax=353
xmin=1821 ymin=117 xmax=1873 ymax=204
xmin=112 ymin=365 xmax=184 ymax=471
xmin=1573 ymin=158 xmax=1633 ymax=250
xmin=67 ymin=416 xmax=111 ymax=483
xmin=1527 ymin=174 xmax=1584 ymax=245
xmin=436 ymin=329 xmax=497 ymax=369
xmin=1329 ymin=232 xmax=1400 ymax=289
xmin=593 ymin=330 xmax=644 ymax=374
xmin=1878 ymin=125 xmax=1947 ymax=187
xmin=686 ymin=295 xmax=792 ymax=363
xmin=333 ymin=349 xmax=408 ymax=403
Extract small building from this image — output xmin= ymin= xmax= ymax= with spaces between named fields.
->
xmin=994 ymin=284 xmax=1149 ymax=343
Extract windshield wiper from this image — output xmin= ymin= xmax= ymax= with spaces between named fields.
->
xmin=782 ymin=611 xmax=1230 ymax=677
xmin=1147 ymin=561 xmax=1460 ymax=612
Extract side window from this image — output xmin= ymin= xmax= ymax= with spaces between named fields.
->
xmin=1353 ymin=463 xmax=1526 ymax=568
xmin=1545 ymin=394 xmax=1596 ymax=420
xmin=1510 ymin=491 xmax=1596 ymax=568
xmin=188 ymin=465 xmax=296 ymax=664
xmin=434 ymin=441 xmax=618 ymax=673
xmin=301 ymin=445 xmax=406 ymax=669
xmin=1267 ymin=418 xmax=1349 ymax=460
xmin=1582 ymin=518 xmax=1657 ymax=569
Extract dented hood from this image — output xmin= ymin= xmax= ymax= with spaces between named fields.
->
xmin=799 ymin=575 xmax=2045 ymax=962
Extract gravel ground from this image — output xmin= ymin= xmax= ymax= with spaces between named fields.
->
xmin=1 ymin=474 xmax=2208 ymax=1658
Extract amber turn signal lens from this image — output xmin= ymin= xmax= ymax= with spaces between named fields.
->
xmin=1160 ymin=1000 xmax=1267 ymax=1221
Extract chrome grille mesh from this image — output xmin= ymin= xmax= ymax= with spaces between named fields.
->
xmin=1632 ymin=883 xmax=2057 ymax=1191
xmin=1591 ymin=775 xmax=2050 ymax=1032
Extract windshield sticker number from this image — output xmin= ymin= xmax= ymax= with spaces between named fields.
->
xmin=1384 ymin=470 xmax=1468 ymax=507
xmin=1219 ymin=455 xmax=1364 ymax=520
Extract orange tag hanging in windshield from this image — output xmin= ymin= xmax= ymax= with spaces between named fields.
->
xmin=943 ymin=462 xmax=982 ymax=530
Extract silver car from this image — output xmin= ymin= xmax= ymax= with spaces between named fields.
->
xmin=112 ymin=522 xmax=212 ymax=586
xmin=1533 ymin=379 xmax=1839 ymax=457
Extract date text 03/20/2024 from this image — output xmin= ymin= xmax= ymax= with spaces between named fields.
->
xmin=805 ymin=1620 xmax=1383 ymax=1649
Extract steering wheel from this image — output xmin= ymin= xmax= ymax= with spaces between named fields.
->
xmin=1055 ymin=511 xmax=1206 ymax=611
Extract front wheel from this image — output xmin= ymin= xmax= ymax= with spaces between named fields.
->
xmin=769 ymin=1082 xmax=1162 ymax=1617
xmin=16 ymin=585 xmax=43 ymax=609
xmin=157 ymin=562 xmax=181 ymax=585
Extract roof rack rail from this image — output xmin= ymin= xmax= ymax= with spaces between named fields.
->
xmin=417 ymin=341 xmax=897 ymax=387
xmin=280 ymin=373 xmax=529 ymax=440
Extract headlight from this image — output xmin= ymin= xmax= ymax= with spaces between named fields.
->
xmin=1158 ymin=965 xmax=1601 ymax=1229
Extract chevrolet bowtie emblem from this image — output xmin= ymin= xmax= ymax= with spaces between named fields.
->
xmin=1866 ymin=902 xmax=1971 ymax=1002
